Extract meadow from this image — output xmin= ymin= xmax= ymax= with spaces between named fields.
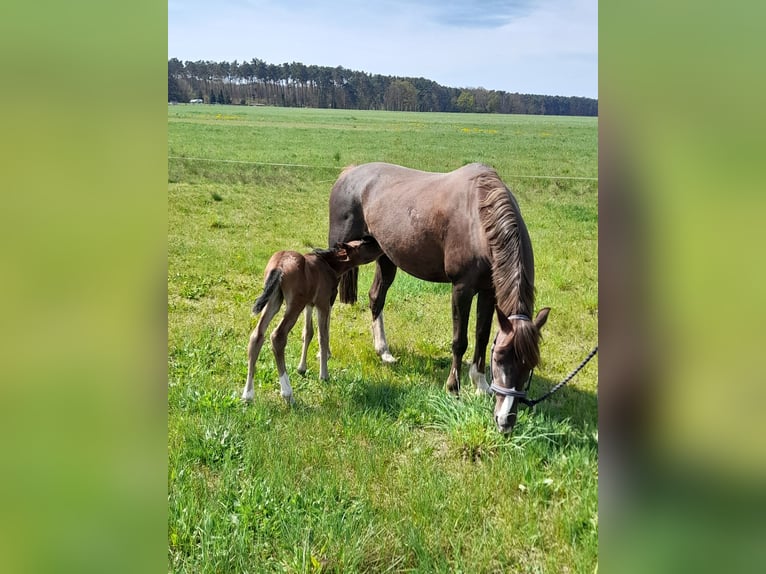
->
xmin=168 ymin=105 xmax=598 ymax=572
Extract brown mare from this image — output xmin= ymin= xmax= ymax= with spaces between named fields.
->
xmin=241 ymin=238 xmax=381 ymax=404
xmin=328 ymin=162 xmax=550 ymax=433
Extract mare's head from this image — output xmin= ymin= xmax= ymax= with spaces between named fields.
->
xmin=490 ymin=307 xmax=550 ymax=434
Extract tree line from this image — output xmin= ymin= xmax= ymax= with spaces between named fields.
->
xmin=168 ymin=58 xmax=597 ymax=117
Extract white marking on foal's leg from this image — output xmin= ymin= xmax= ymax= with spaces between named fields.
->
xmin=279 ymin=373 xmax=294 ymax=404
xmin=470 ymin=363 xmax=491 ymax=396
xmin=372 ymin=312 xmax=396 ymax=363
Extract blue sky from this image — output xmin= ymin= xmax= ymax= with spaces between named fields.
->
xmin=168 ymin=0 xmax=597 ymax=98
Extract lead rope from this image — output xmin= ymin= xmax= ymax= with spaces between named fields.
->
xmin=523 ymin=345 xmax=598 ymax=407
xmin=490 ymin=345 xmax=598 ymax=407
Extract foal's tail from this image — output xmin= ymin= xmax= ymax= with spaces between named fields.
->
xmin=253 ymin=269 xmax=283 ymax=315
xmin=338 ymin=267 xmax=358 ymax=304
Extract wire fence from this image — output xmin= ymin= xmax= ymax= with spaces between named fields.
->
xmin=168 ymin=155 xmax=598 ymax=182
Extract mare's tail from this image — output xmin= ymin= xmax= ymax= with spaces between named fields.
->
xmin=253 ymin=269 xmax=283 ymax=314
xmin=338 ymin=267 xmax=358 ymax=304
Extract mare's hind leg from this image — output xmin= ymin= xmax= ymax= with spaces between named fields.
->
xmin=242 ymin=295 xmax=282 ymax=401
xmin=470 ymin=289 xmax=494 ymax=395
xmin=270 ymin=302 xmax=303 ymax=404
xmin=297 ymin=305 xmax=314 ymax=376
xmin=446 ymin=283 xmax=474 ymax=395
xmin=369 ymin=255 xmax=398 ymax=364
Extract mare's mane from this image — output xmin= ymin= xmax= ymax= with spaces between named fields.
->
xmin=477 ymin=170 xmax=541 ymax=366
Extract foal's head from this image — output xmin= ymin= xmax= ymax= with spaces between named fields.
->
xmin=336 ymin=236 xmax=382 ymax=267
xmin=316 ymin=236 xmax=381 ymax=274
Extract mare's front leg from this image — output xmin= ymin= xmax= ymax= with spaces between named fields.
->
xmin=297 ymin=305 xmax=314 ymax=376
xmin=316 ymin=304 xmax=331 ymax=380
xmin=369 ymin=255 xmax=398 ymax=364
xmin=446 ymin=283 xmax=473 ymax=395
xmin=270 ymin=302 xmax=303 ymax=404
xmin=470 ymin=288 xmax=494 ymax=395
xmin=242 ymin=299 xmax=281 ymax=401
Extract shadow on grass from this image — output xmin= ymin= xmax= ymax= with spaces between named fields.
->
xmin=350 ymin=347 xmax=597 ymax=432
xmin=522 ymin=374 xmax=598 ymax=430
xmin=347 ymin=379 xmax=409 ymax=420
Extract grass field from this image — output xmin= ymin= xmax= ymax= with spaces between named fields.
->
xmin=168 ymin=105 xmax=598 ymax=572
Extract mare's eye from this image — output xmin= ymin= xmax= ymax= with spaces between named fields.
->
xmin=494 ymin=348 xmax=511 ymax=362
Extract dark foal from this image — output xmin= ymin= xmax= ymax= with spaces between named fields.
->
xmin=241 ymin=238 xmax=381 ymax=404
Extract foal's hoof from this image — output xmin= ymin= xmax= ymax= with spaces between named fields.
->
xmin=446 ymin=380 xmax=460 ymax=396
xmin=281 ymin=392 xmax=295 ymax=405
xmin=241 ymin=389 xmax=255 ymax=402
xmin=380 ymin=351 xmax=397 ymax=364
xmin=297 ymin=367 xmax=307 ymax=376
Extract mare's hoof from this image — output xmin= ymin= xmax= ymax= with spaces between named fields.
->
xmin=241 ymin=390 xmax=254 ymax=402
xmin=446 ymin=380 xmax=460 ymax=395
xmin=381 ymin=352 xmax=397 ymax=364
xmin=281 ymin=393 xmax=295 ymax=405
xmin=297 ymin=367 xmax=307 ymax=376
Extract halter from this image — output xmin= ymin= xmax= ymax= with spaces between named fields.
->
xmin=490 ymin=370 xmax=535 ymax=403
xmin=488 ymin=313 xmax=598 ymax=407
xmin=488 ymin=314 xmax=536 ymax=404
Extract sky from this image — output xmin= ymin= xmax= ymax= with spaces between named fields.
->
xmin=168 ymin=0 xmax=597 ymax=99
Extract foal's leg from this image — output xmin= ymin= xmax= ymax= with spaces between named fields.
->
xmin=270 ymin=301 xmax=303 ymax=404
xmin=316 ymin=304 xmax=331 ymax=380
xmin=297 ymin=305 xmax=314 ymax=376
xmin=470 ymin=289 xmax=494 ymax=395
xmin=369 ymin=255 xmax=398 ymax=364
xmin=242 ymin=295 xmax=282 ymax=401
xmin=446 ymin=283 xmax=474 ymax=395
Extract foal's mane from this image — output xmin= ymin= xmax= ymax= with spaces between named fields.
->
xmin=477 ymin=170 xmax=541 ymax=365
xmin=311 ymin=247 xmax=336 ymax=259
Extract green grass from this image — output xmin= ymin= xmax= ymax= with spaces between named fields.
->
xmin=168 ymin=105 xmax=598 ymax=572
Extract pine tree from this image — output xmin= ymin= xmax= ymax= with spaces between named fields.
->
xmin=168 ymin=73 xmax=187 ymax=102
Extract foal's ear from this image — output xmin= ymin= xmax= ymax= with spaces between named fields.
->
xmin=335 ymin=242 xmax=352 ymax=260
xmin=534 ymin=307 xmax=551 ymax=330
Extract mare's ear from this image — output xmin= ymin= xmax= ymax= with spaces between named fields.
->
xmin=534 ymin=307 xmax=551 ymax=330
xmin=496 ymin=306 xmax=512 ymax=332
